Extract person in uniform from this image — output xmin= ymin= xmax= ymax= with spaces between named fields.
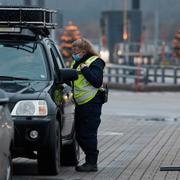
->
xmin=71 ymin=38 xmax=105 ymax=172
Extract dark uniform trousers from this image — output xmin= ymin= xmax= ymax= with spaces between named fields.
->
xmin=75 ymin=102 xmax=102 ymax=165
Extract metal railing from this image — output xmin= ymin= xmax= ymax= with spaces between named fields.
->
xmin=113 ymin=42 xmax=172 ymax=65
xmin=104 ymin=64 xmax=180 ymax=88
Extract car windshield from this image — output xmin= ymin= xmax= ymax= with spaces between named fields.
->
xmin=0 ymin=42 xmax=48 ymax=81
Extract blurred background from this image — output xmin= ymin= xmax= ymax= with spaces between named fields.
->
xmin=1 ymin=0 xmax=180 ymax=67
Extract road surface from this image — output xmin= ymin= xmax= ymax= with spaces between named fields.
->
xmin=13 ymin=90 xmax=180 ymax=180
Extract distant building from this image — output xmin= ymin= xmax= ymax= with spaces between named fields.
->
xmin=100 ymin=10 xmax=142 ymax=63
xmin=24 ymin=0 xmax=45 ymax=7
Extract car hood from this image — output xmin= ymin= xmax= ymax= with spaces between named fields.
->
xmin=0 ymin=81 xmax=51 ymax=98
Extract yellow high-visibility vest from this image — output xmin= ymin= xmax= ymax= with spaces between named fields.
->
xmin=71 ymin=56 xmax=99 ymax=105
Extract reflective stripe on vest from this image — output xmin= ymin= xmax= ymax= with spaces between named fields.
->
xmin=71 ymin=56 xmax=99 ymax=105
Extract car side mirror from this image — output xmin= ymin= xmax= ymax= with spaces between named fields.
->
xmin=58 ymin=68 xmax=78 ymax=83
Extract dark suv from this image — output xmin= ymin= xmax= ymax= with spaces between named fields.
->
xmin=0 ymin=7 xmax=79 ymax=175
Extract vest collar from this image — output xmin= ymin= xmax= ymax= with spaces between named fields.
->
xmin=73 ymin=54 xmax=93 ymax=69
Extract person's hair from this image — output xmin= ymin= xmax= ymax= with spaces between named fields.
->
xmin=72 ymin=38 xmax=99 ymax=56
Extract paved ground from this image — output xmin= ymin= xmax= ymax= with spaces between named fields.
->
xmin=102 ymin=90 xmax=180 ymax=118
xmin=13 ymin=91 xmax=180 ymax=180
xmin=13 ymin=114 xmax=180 ymax=180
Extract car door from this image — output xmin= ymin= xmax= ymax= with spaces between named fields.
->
xmin=0 ymin=104 xmax=11 ymax=179
xmin=49 ymin=43 xmax=75 ymax=139
xmin=0 ymin=105 xmax=6 ymax=178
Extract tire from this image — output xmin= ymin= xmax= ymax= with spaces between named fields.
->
xmin=37 ymin=121 xmax=61 ymax=175
xmin=61 ymin=134 xmax=80 ymax=166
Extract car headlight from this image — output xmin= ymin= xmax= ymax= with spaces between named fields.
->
xmin=11 ymin=100 xmax=48 ymax=116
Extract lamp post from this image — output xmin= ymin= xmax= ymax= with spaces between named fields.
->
xmin=123 ymin=0 xmax=128 ymax=41
xmin=154 ymin=0 xmax=160 ymax=63
xmin=123 ymin=0 xmax=129 ymax=66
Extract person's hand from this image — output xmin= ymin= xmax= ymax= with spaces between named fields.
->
xmin=80 ymin=63 xmax=87 ymax=70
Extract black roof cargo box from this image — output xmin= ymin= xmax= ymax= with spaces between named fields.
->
xmin=0 ymin=7 xmax=56 ymax=28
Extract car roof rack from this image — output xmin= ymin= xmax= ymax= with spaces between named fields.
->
xmin=0 ymin=6 xmax=57 ymax=36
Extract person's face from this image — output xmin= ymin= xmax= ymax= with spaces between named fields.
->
xmin=72 ymin=46 xmax=86 ymax=58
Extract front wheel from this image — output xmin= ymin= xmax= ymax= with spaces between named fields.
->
xmin=61 ymin=134 xmax=80 ymax=166
xmin=37 ymin=121 xmax=61 ymax=175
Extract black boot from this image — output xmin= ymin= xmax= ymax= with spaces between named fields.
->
xmin=75 ymin=163 xmax=98 ymax=172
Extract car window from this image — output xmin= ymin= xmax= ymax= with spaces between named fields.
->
xmin=0 ymin=42 xmax=48 ymax=80
xmin=50 ymin=44 xmax=65 ymax=69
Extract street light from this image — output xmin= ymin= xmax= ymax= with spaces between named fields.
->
xmin=123 ymin=0 xmax=128 ymax=41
